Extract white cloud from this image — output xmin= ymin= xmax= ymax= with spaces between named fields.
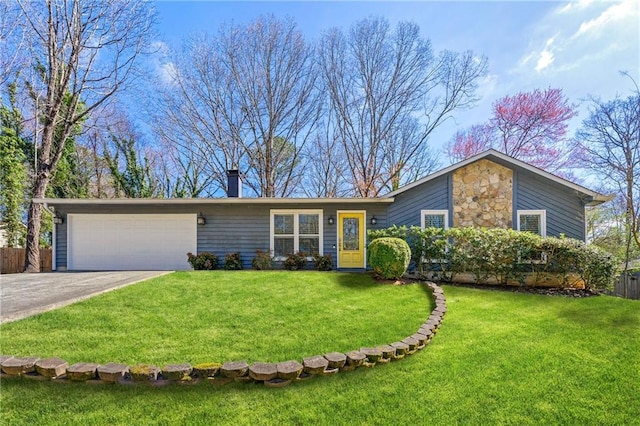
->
xmin=149 ymin=40 xmax=179 ymax=86
xmin=158 ymin=62 xmax=179 ymax=86
xmin=515 ymin=0 xmax=638 ymax=77
xmin=476 ymin=73 xmax=498 ymax=101
xmin=573 ymin=0 xmax=637 ymax=39
xmin=535 ymin=49 xmax=554 ymax=72
xmin=557 ymin=0 xmax=595 ymax=15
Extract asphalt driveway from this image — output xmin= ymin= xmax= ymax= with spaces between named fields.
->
xmin=0 ymin=271 xmax=171 ymax=324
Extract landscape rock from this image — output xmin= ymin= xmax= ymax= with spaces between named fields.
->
xmin=324 ymin=352 xmax=346 ymax=369
xmin=35 ymin=357 xmax=69 ymax=378
xmin=192 ymin=362 xmax=221 ymax=378
xmin=67 ymin=362 xmax=99 ymax=381
xmin=249 ymin=362 xmax=277 ymax=381
xmin=162 ymin=363 xmax=192 ymax=381
xmin=220 ymin=361 xmax=249 ymax=378
xmin=390 ymin=341 xmax=409 ymax=356
xmin=377 ymin=345 xmax=396 ymax=359
xmin=360 ymin=347 xmax=383 ymax=363
xmin=345 ymin=350 xmax=366 ymax=367
xmin=402 ymin=336 xmax=419 ymax=352
xmin=130 ymin=364 xmax=161 ymax=381
xmin=303 ymin=355 xmax=328 ymax=375
xmin=276 ymin=360 xmax=303 ymax=380
xmin=97 ymin=363 xmax=129 ymax=382
xmin=1 ymin=357 xmax=40 ymax=375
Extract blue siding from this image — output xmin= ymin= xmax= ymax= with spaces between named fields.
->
xmin=516 ymin=169 xmax=586 ymax=240
xmin=55 ymin=221 xmax=67 ymax=269
xmin=54 ymin=202 xmax=389 ymax=270
xmin=387 ymin=175 xmax=450 ymax=228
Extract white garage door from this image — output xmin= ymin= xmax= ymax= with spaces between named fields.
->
xmin=68 ymin=214 xmax=196 ymax=270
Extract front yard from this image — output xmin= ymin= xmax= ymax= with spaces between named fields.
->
xmin=1 ymin=271 xmax=638 ymax=425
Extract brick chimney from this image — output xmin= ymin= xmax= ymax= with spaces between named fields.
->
xmin=227 ymin=170 xmax=242 ymax=198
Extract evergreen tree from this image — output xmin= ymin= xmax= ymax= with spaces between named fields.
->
xmin=0 ymin=83 xmax=28 ymax=247
xmin=104 ymin=136 xmax=158 ymax=198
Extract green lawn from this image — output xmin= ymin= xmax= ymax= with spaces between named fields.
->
xmin=1 ymin=272 xmax=639 ymax=425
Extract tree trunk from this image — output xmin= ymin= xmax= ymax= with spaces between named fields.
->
xmin=24 ymin=174 xmax=49 ymax=272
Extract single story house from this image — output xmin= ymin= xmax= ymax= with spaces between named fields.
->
xmin=36 ymin=149 xmax=611 ymax=271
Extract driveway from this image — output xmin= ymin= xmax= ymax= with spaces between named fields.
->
xmin=0 ymin=271 xmax=171 ymax=324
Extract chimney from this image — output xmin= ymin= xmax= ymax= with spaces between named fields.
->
xmin=227 ymin=170 xmax=242 ymax=198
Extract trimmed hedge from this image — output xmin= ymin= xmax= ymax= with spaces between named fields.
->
xmin=368 ymin=226 xmax=616 ymax=290
xmin=368 ymin=237 xmax=411 ymax=280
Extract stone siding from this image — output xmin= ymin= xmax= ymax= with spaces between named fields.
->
xmin=452 ymin=159 xmax=513 ymax=228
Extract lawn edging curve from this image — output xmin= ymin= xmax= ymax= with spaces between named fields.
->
xmin=0 ymin=282 xmax=446 ymax=388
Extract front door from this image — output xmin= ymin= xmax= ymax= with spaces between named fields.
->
xmin=338 ymin=211 xmax=365 ymax=268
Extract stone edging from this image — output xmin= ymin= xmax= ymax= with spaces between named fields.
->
xmin=0 ymin=282 xmax=446 ymax=388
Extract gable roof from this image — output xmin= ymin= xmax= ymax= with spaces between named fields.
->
xmin=384 ymin=149 xmax=613 ymax=206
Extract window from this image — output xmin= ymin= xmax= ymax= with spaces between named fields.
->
xmin=420 ymin=210 xmax=449 ymax=269
xmin=270 ymin=210 xmax=323 ymax=259
xmin=517 ymin=210 xmax=546 ymax=237
xmin=421 ymin=210 xmax=449 ymax=230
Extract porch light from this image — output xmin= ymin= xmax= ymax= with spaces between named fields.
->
xmin=328 ymin=216 xmax=335 ymax=225
xmin=370 ymin=216 xmax=377 ymax=226
xmin=53 ymin=215 xmax=63 ymax=225
xmin=197 ymin=213 xmax=206 ymax=226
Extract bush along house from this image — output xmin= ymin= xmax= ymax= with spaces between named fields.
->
xmin=36 ymin=150 xmax=611 ymax=271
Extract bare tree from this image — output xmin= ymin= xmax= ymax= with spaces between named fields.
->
xmin=319 ymin=17 xmax=487 ymax=197
xmin=17 ymin=0 xmax=155 ymax=271
xmin=156 ymin=136 xmax=217 ymax=198
xmin=301 ymin=118 xmax=349 ymax=198
xmin=573 ymin=78 xmax=640 ymax=266
xmin=0 ymin=1 xmax=25 ymax=87
xmin=152 ymin=16 xmax=320 ymax=197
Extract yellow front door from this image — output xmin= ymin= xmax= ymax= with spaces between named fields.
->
xmin=338 ymin=212 xmax=365 ymax=268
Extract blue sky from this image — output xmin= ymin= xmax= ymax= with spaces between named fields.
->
xmin=153 ymin=0 xmax=639 ymax=160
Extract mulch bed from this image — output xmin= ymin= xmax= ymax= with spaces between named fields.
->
xmin=372 ymin=273 xmax=599 ymax=297
xmin=441 ymin=282 xmax=600 ymax=297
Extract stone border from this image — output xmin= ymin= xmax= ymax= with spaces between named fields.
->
xmin=0 ymin=282 xmax=446 ymax=388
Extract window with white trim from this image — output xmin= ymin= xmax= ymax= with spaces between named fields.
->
xmin=517 ymin=210 xmax=547 ymax=237
xmin=270 ymin=210 xmax=323 ymax=259
xmin=421 ymin=210 xmax=449 ymax=230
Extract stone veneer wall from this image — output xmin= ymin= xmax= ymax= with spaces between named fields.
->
xmin=452 ymin=159 xmax=513 ymax=229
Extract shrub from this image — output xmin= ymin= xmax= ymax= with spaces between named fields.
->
xmin=367 ymin=226 xmax=617 ymax=290
xmin=313 ymin=253 xmax=333 ymax=271
xmin=283 ymin=251 xmax=307 ymax=271
xmin=223 ymin=252 xmax=243 ymax=270
xmin=252 ymin=250 xmax=273 ymax=270
xmin=368 ymin=237 xmax=411 ymax=280
xmin=187 ymin=252 xmax=219 ymax=270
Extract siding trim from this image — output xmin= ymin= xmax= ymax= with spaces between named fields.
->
xmin=52 ymin=222 xmax=57 ymax=271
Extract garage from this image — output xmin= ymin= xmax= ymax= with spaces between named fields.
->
xmin=67 ymin=214 xmax=196 ymax=270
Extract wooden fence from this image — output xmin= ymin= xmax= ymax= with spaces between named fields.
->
xmin=614 ymin=273 xmax=640 ymax=300
xmin=0 ymin=248 xmax=52 ymax=274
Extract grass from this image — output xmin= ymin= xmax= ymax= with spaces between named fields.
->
xmin=1 ymin=272 xmax=639 ymax=425
xmin=0 ymin=271 xmax=431 ymax=364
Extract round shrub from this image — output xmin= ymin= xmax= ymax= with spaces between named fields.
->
xmin=368 ymin=237 xmax=411 ymax=280
xmin=187 ymin=252 xmax=219 ymax=270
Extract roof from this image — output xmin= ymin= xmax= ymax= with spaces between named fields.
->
xmin=384 ymin=149 xmax=613 ymax=206
xmin=34 ymin=197 xmax=395 ymax=207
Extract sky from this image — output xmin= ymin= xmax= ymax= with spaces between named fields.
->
xmin=152 ymin=0 xmax=640 ymax=163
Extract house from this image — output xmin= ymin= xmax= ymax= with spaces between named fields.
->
xmin=35 ymin=150 xmax=611 ymax=271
